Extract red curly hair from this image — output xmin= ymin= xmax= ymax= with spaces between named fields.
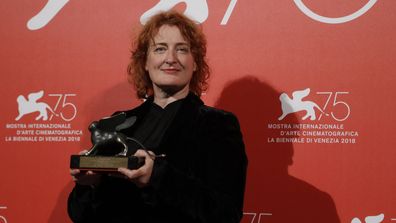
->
xmin=127 ymin=10 xmax=210 ymax=99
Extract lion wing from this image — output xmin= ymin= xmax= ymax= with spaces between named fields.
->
xmin=27 ymin=90 xmax=44 ymax=103
xmin=292 ymin=88 xmax=310 ymax=101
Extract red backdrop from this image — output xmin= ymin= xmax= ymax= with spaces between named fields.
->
xmin=1 ymin=0 xmax=395 ymax=222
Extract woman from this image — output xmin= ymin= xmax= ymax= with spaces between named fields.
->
xmin=68 ymin=11 xmax=247 ymax=223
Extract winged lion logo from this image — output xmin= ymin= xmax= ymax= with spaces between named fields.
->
xmin=278 ymin=88 xmax=328 ymax=121
xmin=15 ymin=90 xmax=58 ymax=121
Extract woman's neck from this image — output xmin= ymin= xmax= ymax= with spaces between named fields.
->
xmin=153 ymin=85 xmax=189 ymax=108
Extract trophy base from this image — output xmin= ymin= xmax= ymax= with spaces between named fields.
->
xmin=70 ymin=155 xmax=145 ymax=171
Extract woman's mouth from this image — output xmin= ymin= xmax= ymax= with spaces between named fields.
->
xmin=161 ymin=68 xmax=180 ymax=74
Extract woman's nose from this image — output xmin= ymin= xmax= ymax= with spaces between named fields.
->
xmin=164 ymin=49 xmax=177 ymax=63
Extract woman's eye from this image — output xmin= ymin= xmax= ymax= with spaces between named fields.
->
xmin=154 ymin=47 xmax=166 ymax=53
xmin=176 ymin=47 xmax=190 ymax=53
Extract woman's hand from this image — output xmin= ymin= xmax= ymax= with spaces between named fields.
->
xmin=118 ymin=149 xmax=155 ymax=188
xmin=70 ymin=150 xmax=101 ymax=187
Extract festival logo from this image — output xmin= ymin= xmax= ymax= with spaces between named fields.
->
xmin=4 ymin=90 xmax=83 ymax=143
xmin=267 ymin=88 xmax=358 ymax=145
xmin=26 ymin=0 xmax=378 ymax=30
xmin=278 ymin=88 xmax=350 ymax=122
xmin=14 ymin=90 xmax=76 ymax=122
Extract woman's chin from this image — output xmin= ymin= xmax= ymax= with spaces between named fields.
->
xmin=155 ymin=84 xmax=188 ymax=95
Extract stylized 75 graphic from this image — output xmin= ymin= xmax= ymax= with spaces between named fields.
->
xmin=48 ymin=93 xmax=77 ymax=121
xmin=316 ymin=91 xmax=351 ymax=121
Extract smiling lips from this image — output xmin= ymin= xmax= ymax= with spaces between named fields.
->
xmin=161 ymin=67 xmax=181 ymax=74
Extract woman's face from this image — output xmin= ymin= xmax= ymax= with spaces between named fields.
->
xmin=145 ymin=25 xmax=196 ymax=94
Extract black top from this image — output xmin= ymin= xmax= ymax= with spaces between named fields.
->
xmin=132 ymin=100 xmax=182 ymax=152
xmin=68 ymin=93 xmax=247 ymax=223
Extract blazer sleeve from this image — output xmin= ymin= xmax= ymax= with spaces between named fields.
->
xmin=148 ymin=110 xmax=248 ymax=223
xmin=67 ymin=184 xmax=99 ymax=222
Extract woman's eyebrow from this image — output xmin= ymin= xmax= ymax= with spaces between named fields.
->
xmin=175 ymin=42 xmax=190 ymax=46
xmin=152 ymin=42 xmax=167 ymax=47
xmin=152 ymin=41 xmax=189 ymax=46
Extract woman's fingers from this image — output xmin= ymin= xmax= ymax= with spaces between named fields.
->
xmin=117 ymin=149 xmax=155 ymax=187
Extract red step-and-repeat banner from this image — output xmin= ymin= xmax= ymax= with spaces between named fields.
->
xmin=1 ymin=0 xmax=395 ymax=222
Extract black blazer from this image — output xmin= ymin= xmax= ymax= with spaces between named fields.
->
xmin=68 ymin=93 xmax=248 ymax=223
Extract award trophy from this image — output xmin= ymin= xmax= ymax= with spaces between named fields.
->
xmin=70 ymin=112 xmax=145 ymax=171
